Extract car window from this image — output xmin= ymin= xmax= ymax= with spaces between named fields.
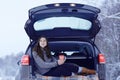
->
xmin=34 ymin=17 xmax=92 ymax=31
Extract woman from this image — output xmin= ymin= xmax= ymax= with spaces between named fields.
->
xmin=32 ymin=36 xmax=96 ymax=77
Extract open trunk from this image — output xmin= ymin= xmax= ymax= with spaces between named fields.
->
xmin=24 ymin=3 xmax=101 ymax=41
xmin=30 ymin=41 xmax=99 ymax=80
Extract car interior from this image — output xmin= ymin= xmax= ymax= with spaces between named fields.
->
xmin=27 ymin=41 xmax=96 ymax=76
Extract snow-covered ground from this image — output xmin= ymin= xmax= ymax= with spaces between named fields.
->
xmin=0 ymin=76 xmax=15 ymax=80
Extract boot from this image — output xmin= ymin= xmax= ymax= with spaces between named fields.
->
xmin=79 ymin=67 xmax=96 ymax=75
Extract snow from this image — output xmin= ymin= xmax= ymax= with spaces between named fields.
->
xmin=0 ymin=76 xmax=15 ymax=80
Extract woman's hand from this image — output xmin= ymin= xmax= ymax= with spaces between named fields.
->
xmin=57 ymin=55 xmax=66 ymax=65
xmin=57 ymin=59 xmax=66 ymax=65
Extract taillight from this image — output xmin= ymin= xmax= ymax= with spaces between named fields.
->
xmin=21 ymin=55 xmax=30 ymax=65
xmin=98 ymin=53 xmax=106 ymax=64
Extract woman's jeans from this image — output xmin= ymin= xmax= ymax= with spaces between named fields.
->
xmin=43 ymin=63 xmax=79 ymax=77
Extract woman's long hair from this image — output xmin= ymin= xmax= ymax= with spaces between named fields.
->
xmin=33 ymin=36 xmax=52 ymax=61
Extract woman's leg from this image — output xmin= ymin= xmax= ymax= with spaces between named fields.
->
xmin=43 ymin=63 xmax=96 ymax=77
xmin=63 ymin=64 xmax=96 ymax=75
xmin=79 ymin=67 xmax=96 ymax=75
xmin=43 ymin=63 xmax=79 ymax=77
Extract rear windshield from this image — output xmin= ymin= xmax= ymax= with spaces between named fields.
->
xmin=34 ymin=17 xmax=92 ymax=31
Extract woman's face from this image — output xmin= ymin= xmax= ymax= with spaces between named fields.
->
xmin=39 ymin=37 xmax=47 ymax=48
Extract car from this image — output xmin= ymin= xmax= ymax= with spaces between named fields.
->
xmin=15 ymin=3 xmax=106 ymax=80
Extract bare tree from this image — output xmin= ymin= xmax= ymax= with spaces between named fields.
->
xmin=95 ymin=0 xmax=120 ymax=63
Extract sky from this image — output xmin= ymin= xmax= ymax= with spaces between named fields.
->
xmin=0 ymin=0 xmax=105 ymax=58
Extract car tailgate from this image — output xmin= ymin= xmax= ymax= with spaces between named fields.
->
xmin=35 ymin=74 xmax=99 ymax=80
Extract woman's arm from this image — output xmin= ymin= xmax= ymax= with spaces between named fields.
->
xmin=52 ymin=56 xmax=57 ymax=61
xmin=32 ymin=51 xmax=58 ymax=69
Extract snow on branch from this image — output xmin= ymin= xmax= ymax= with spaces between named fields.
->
xmin=100 ymin=12 xmax=120 ymax=20
xmin=107 ymin=16 xmax=120 ymax=20
xmin=108 ymin=12 xmax=120 ymax=17
xmin=107 ymin=12 xmax=120 ymax=20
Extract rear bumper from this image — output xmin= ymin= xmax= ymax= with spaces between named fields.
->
xmin=35 ymin=74 xmax=99 ymax=80
xmin=15 ymin=67 xmax=99 ymax=80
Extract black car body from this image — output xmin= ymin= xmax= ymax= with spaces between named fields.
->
xmin=15 ymin=3 xmax=106 ymax=80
